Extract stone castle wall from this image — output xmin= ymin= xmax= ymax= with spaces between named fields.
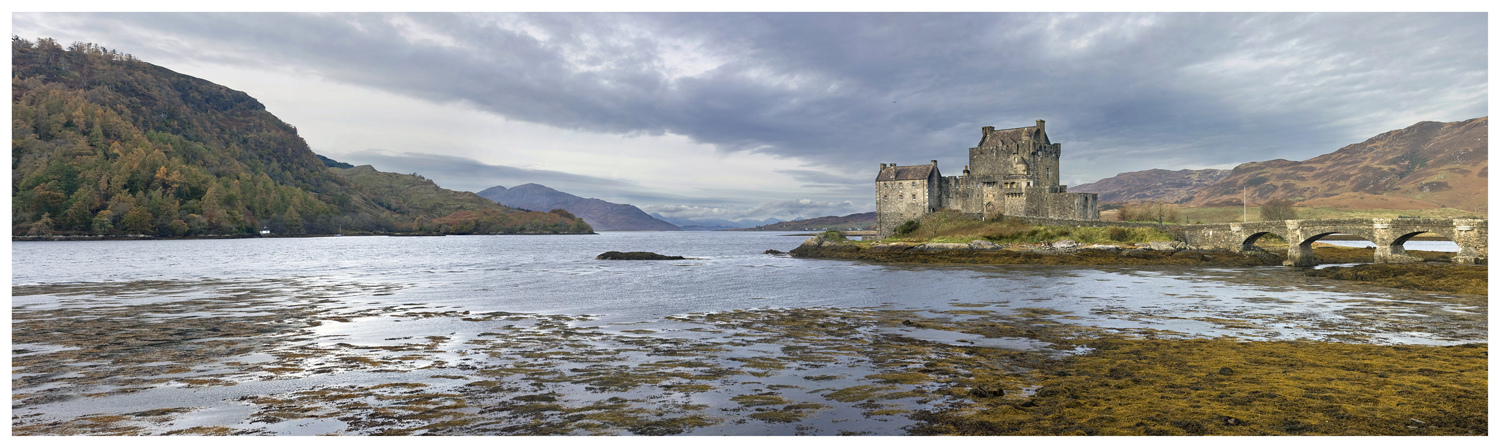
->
xmin=875 ymin=120 xmax=1099 ymax=238
xmin=876 ymin=177 xmax=936 ymax=235
xmin=1017 ymin=187 xmax=1098 ymax=221
xmin=937 ymin=176 xmax=987 ymax=215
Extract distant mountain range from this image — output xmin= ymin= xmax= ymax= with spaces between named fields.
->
xmin=1073 ymin=117 xmax=1488 ymax=211
xmin=648 ymin=213 xmax=785 ymax=231
xmin=477 ymin=184 xmax=680 ymax=231
xmin=729 ymin=212 xmax=876 ymax=231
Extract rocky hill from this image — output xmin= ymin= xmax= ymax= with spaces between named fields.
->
xmin=731 ymin=212 xmax=876 ymax=231
xmin=1075 ymin=117 xmax=1487 ymax=212
xmin=1072 ymin=169 xmax=1229 ymax=203
xmin=11 ymin=37 xmax=589 ymax=236
xmin=478 ymin=184 xmax=679 ymax=231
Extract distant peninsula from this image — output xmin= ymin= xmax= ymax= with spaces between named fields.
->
xmin=478 ymin=184 xmax=679 ymax=231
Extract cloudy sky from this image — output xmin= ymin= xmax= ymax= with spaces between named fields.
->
xmin=11 ymin=12 xmax=1488 ymax=221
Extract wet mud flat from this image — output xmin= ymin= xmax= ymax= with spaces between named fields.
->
xmin=11 ymin=274 xmax=1487 ymax=436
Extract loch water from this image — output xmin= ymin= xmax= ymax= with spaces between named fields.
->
xmin=10 ymin=232 xmax=1486 ymax=435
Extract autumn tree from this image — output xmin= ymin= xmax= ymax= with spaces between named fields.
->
xmin=1118 ymin=202 xmax=1180 ymax=224
xmin=92 ymin=210 xmax=114 ymax=234
xmin=1260 ymin=199 xmax=1298 ymax=221
xmin=27 ymin=213 xmax=54 ymax=236
xmin=121 ymin=207 xmax=154 ymax=234
xmin=283 ymin=205 xmax=304 ymax=234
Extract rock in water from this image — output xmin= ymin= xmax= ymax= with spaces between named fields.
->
xmin=596 ymin=251 xmax=686 ymax=260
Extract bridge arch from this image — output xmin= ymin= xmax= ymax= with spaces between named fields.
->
xmin=1393 ymin=229 xmax=1454 ymax=245
xmin=1295 ymin=231 xmax=1344 ymax=247
xmin=1240 ymin=231 xmax=1286 ymax=252
xmin=1160 ymin=218 xmax=1483 ymax=265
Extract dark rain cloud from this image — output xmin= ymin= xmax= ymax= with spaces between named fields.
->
xmin=14 ymin=12 xmax=1487 ymax=187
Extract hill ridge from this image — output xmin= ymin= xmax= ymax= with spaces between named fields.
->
xmin=1074 ymin=117 xmax=1487 ymax=212
xmin=478 ymin=183 xmax=679 ymax=231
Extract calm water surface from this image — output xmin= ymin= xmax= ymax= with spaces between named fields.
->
xmin=10 ymin=232 xmax=1485 ymax=435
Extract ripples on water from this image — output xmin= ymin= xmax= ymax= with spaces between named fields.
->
xmin=10 ymin=232 xmax=1485 ymax=435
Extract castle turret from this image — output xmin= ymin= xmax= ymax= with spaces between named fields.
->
xmin=1036 ymin=119 xmax=1045 ymax=135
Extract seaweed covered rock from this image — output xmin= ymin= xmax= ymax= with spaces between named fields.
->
xmin=788 ymin=232 xmax=861 ymax=257
xmin=1305 ymin=263 xmax=1487 ymax=295
xmin=596 ymin=251 xmax=686 ymax=260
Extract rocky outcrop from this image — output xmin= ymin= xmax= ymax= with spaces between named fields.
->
xmin=596 ymin=251 xmax=687 ymax=260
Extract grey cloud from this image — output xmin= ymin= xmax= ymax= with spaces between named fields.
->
xmin=333 ymin=150 xmax=744 ymax=209
xmin=14 ymin=12 xmax=1486 ymax=188
xmin=774 ymin=169 xmax=865 ymax=185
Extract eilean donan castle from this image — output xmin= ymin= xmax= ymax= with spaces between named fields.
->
xmin=875 ymin=120 xmax=1099 ymax=238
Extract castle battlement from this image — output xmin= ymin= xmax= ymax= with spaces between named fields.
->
xmin=875 ymin=120 xmax=1098 ymax=238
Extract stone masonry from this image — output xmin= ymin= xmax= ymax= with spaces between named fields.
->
xmin=1005 ymin=215 xmax=1487 ymax=266
xmin=876 ymin=120 xmax=1098 ymax=238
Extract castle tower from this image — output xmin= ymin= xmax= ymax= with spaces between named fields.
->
xmin=875 ymin=119 xmax=1097 ymax=238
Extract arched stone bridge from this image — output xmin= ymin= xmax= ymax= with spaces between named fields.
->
xmin=1178 ymin=218 xmax=1487 ymax=267
xmin=1008 ymin=216 xmax=1486 ymax=267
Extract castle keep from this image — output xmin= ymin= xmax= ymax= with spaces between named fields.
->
xmin=876 ymin=120 xmax=1099 ymax=238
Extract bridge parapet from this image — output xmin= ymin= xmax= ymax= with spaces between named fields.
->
xmin=1000 ymin=216 xmax=1485 ymax=266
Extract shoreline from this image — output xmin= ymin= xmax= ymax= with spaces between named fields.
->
xmin=785 ymin=234 xmax=1459 ymax=267
xmin=11 ymin=232 xmax=599 ymax=241
xmin=787 ymin=234 xmax=1480 ymax=295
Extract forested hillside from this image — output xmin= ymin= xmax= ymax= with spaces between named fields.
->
xmin=11 ymin=37 xmax=590 ymax=236
xmin=338 ymin=167 xmax=591 ymax=234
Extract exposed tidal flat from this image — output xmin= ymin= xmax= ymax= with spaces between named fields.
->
xmin=10 ymin=232 xmax=1487 ymax=435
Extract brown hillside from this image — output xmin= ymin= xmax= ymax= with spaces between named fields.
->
xmin=1182 ymin=117 xmax=1487 ymax=211
xmin=734 ymin=212 xmax=876 ymax=231
xmin=1072 ymin=169 xmax=1229 ymax=203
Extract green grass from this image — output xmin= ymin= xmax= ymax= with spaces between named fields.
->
xmin=883 ymin=213 xmax=1175 ymax=245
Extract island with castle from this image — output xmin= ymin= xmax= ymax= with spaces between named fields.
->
xmin=801 ymin=118 xmax=1488 ymax=268
xmin=875 ymin=119 xmax=1098 ymax=239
